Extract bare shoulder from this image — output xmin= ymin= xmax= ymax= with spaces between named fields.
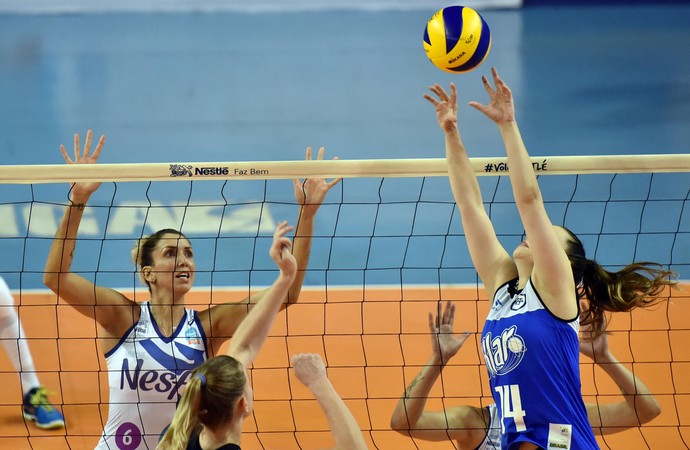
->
xmin=95 ymin=295 xmax=140 ymax=346
xmin=198 ymin=302 xmax=251 ymax=338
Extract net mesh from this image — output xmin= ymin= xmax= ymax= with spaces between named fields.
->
xmin=0 ymin=166 xmax=688 ymax=449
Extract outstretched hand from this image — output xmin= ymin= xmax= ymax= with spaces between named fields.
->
xmin=269 ymin=221 xmax=297 ymax=278
xmin=292 ymin=146 xmax=341 ymax=216
xmin=292 ymin=353 xmax=327 ymax=388
xmin=60 ymin=129 xmax=106 ymax=202
xmin=423 ymin=83 xmax=458 ymax=133
xmin=429 ymin=301 xmax=471 ymax=365
xmin=468 ymin=67 xmax=516 ymax=124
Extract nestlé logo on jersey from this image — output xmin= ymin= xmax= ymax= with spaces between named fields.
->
xmin=118 ymin=339 xmax=206 ymax=400
xmin=119 ymin=358 xmax=194 ymax=400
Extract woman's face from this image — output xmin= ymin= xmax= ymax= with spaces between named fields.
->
xmin=146 ymin=233 xmax=195 ymax=295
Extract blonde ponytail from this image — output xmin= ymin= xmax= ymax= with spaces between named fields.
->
xmin=157 ymin=357 xmax=247 ymax=450
xmin=157 ymin=375 xmax=204 ymax=450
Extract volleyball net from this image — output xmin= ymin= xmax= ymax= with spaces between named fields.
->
xmin=0 ymin=154 xmax=688 ymax=450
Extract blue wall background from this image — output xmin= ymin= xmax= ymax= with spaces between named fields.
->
xmin=0 ymin=4 xmax=688 ymax=291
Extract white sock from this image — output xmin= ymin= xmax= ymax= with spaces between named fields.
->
xmin=0 ymin=277 xmax=41 ymax=395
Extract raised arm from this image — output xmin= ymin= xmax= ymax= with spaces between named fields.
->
xmin=293 ymin=353 xmax=368 ymax=450
xmin=469 ymin=68 xmax=576 ymax=319
xmin=225 ymin=221 xmax=297 ymax=369
xmin=287 ymin=146 xmax=341 ymax=303
xmin=204 ymin=147 xmax=339 ymax=354
xmin=425 ymin=84 xmax=515 ymax=296
xmin=581 ymin=321 xmax=661 ymax=434
xmin=390 ymin=301 xmax=487 ymax=447
xmin=42 ymin=130 xmax=133 ymax=337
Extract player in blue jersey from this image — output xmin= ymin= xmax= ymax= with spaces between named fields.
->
xmin=390 ymin=301 xmax=662 ymax=449
xmin=43 ymin=130 xmax=340 ymax=449
xmin=422 ymin=69 xmax=676 ymax=450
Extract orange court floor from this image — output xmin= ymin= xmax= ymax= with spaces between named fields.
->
xmin=1 ymin=285 xmax=689 ymax=450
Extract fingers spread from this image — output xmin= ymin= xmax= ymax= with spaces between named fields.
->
xmin=83 ymin=129 xmax=93 ymax=157
xmin=491 ymin=66 xmax=500 ymax=83
xmin=432 ymin=84 xmax=449 ymax=101
xmin=481 ymin=75 xmax=494 ymax=95
xmin=73 ymin=133 xmax=81 ymax=161
xmin=468 ymin=101 xmax=486 ymax=113
xmin=92 ymin=135 xmax=106 ymax=161
xmin=442 ymin=301 xmax=454 ymax=326
xmin=423 ymin=93 xmax=438 ymax=106
xmin=60 ymin=144 xmax=72 ymax=164
xmin=275 ymin=221 xmax=292 ymax=236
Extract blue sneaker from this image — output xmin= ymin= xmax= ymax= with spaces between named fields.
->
xmin=22 ymin=387 xmax=65 ymax=429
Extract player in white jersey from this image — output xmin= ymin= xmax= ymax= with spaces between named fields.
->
xmin=422 ymin=69 xmax=675 ymax=449
xmin=159 ymin=223 xmax=368 ymax=450
xmin=391 ymin=301 xmax=661 ymax=450
xmin=43 ymin=130 xmax=340 ymax=449
xmin=96 ymin=302 xmax=207 ymax=449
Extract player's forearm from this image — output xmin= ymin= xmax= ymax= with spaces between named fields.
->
xmin=308 ymin=376 xmax=367 ymax=450
xmin=44 ymin=202 xmax=86 ymax=286
xmin=596 ymin=351 xmax=661 ymax=423
xmin=444 ymin=127 xmax=484 ymax=212
xmin=391 ymin=354 xmax=444 ymax=429
xmin=287 ymin=211 xmax=315 ymax=304
xmin=227 ymin=273 xmax=293 ymax=364
xmin=497 ymin=121 xmax=541 ymax=206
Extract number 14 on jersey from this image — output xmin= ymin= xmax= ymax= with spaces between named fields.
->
xmin=495 ymin=384 xmax=527 ymax=433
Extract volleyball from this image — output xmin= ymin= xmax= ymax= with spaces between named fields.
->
xmin=423 ymin=5 xmax=491 ymax=73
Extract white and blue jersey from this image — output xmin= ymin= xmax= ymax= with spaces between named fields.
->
xmin=475 ymin=403 xmax=501 ymax=450
xmin=96 ymin=302 xmax=208 ymax=450
xmin=480 ymin=279 xmax=599 ymax=450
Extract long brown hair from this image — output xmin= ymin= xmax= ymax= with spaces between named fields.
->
xmin=157 ymin=355 xmax=246 ymax=450
xmin=562 ymin=227 xmax=677 ymax=338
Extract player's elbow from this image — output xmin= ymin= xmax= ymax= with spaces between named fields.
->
xmin=514 ymin=187 xmax=542 ymax=208
xmin=389 ymin=413 xmax=411 ymax=432
xmin=638 ymin=399 xmax=662 ymax=424
xmin=43 ymin=271 xmax=59 ymax=292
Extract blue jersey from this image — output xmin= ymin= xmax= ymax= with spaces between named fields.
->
xmin=481 ymin=279 xmax=599 ymax=450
